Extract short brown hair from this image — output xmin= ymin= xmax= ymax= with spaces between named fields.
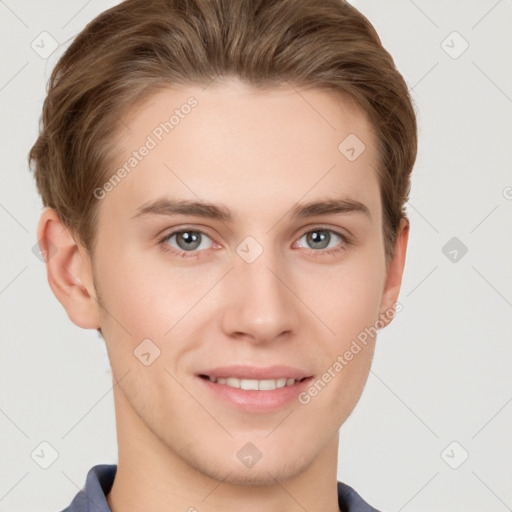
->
xmin=29 ymin=0 xmax=417 ymax=263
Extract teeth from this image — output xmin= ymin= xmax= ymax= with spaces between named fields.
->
xmin=207 ymin=376 xmax=299 ymax=390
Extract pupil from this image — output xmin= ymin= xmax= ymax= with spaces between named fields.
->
xmin=308 ymin=230 xmax=329 ymax=249
xmin=178 ymin=231 xmax=200 ymax=250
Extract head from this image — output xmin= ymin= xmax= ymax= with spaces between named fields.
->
xmin=30 ymin=0 xmax=416 ymax=486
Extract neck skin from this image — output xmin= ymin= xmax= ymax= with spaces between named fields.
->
xmin=106 ymin=385 xmax=341 ymax=512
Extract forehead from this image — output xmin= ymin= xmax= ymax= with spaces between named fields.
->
xmin=100 ymin=79 xmax=380 ymax=225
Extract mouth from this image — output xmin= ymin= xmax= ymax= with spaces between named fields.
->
xmin=198 ymin=374 xmax=310 ymax=391
xmin=196 ymin=372 xmax=314 ymax=412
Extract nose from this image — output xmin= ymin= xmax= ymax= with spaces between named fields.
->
xmin=220 ymin=249 xmax=300 ymax=344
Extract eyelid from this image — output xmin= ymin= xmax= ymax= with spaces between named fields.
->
xmin=157 ymin=224 xmax=216 ymax=243
xmin=158 ymin=224 xmax=350 ymax=243
xmin=296 ymin=223 xmax=351 ymax=241
xmin=158 ymin=225 xmax=217 ymax=248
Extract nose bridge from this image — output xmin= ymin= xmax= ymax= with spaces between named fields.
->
xmin=221 ymin=240 xmax=298 ymax=342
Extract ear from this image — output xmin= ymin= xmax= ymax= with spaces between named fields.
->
xmin=378 ymin=217 xmax=409 ymax=328
xmin=36 ymin=207 xmax=101 ymax=330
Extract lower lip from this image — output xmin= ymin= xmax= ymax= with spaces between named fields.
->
xmin=197 ymin=376 xmax=314 ymax=413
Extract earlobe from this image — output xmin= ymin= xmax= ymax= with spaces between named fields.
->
xmin=378 ymin=217 xmax=409 ymax=328
xmin=37 ymin=207 xmax=101 ymax=330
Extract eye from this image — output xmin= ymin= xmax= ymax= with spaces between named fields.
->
xmin=295 ymin=228 xmax=349 ymax=256
xmin=158 ymin=226 xmax=351 ymax=260
xmin=159 ymin=229 xmax=214 ymax=258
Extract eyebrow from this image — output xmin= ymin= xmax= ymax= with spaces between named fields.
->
xmin=132 ymin=197 xmax=371 ymax=222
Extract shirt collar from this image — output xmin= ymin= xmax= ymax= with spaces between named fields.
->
xmin=61 ymin=464 xmax=380 ymax=512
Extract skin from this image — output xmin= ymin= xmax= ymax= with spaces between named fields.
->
xmin=38 ymin=78 xmax=408 ymax=512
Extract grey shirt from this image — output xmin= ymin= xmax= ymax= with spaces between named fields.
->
xmin=60 ymin=464 xmax=381 ymax=512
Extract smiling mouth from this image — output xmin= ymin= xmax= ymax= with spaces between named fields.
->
xmin=198 ymin=374 xmax=311 ymax=391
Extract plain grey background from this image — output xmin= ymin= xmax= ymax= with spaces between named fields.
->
xmin=1 ymin=1 xmax=511 ymax=511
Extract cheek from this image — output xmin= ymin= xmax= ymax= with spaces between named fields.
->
xmin=94 ymin=250 xmax=224 ymax=368
xmin=93 ymin=258 xmax=159 ymax=366
xmin=301 ymin=267 xmax=381 ymax=424
xmin=304 ymin=252 xmax=385 ymax=346
xmin=95 ymin=250 xmax=185 ymax=331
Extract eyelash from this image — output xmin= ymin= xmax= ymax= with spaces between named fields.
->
xmin=157 ymin=226 xmax=351 ymax=260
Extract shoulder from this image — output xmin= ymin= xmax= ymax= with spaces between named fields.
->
xmin=59 ymin=464 xmax=117 ymax=512
xmin=337 ymin=481 xmax=382 ymax=512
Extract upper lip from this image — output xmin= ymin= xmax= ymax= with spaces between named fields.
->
xmin=198 ymin=365 xmax=312 ymax=381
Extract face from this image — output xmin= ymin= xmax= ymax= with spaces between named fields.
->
xmin=83 ymin=78 xmax=403 ymax=484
